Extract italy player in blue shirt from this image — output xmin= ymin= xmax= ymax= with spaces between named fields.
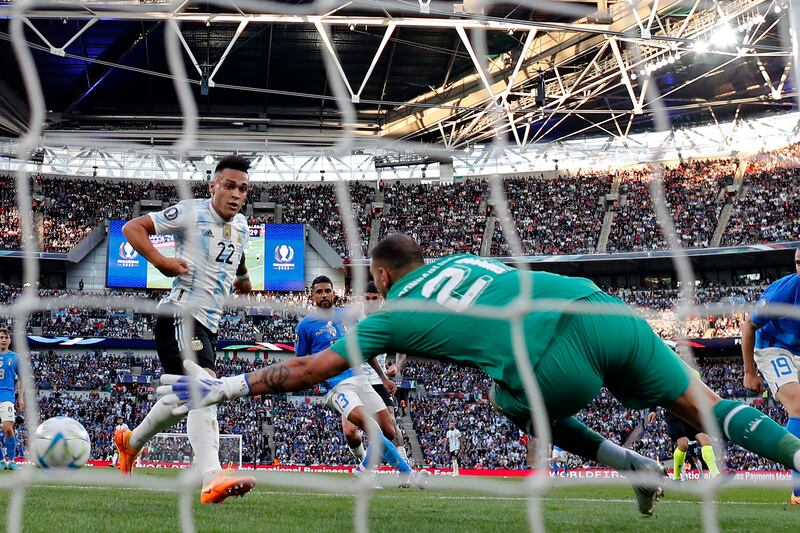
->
xmin=0 ymin=328 xmax=23 ymax=470
xmin=742 ymin=248 xmax=800 ymax=504
xmin=295 ymin=276 xmax=426 ymax=488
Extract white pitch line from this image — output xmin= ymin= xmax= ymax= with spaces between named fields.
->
xmin=21 ymin=485 xmax=790 ymax=507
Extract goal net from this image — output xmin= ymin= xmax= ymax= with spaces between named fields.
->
xmin=138 ymin=433 xmax=243 ymax=470
xmin=1 ymin=1 xmax=800 ymax=533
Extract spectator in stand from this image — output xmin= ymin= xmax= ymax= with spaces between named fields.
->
xmin=492 ymin=172 xmax=611 ymax=256
xmin=381 ymin=180 xmax=487 ymax=258
xmin=723 ymin=143 xmax=800 ymax=246
xmin=607 ymin=159 xmax=735 ymax=252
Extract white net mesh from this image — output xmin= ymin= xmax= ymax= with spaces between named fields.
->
xmin=2 ymin=1 xmax=800 ymax=532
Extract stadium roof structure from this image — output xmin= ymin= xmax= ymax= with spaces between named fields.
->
xmin=0 ymin=0 xmax=797 ymax=160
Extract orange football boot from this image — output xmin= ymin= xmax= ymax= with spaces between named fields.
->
xmin=200 ymin=469 xmax=256 ymax=504
xmin=113 ymin=428 xmax=140 ymax=475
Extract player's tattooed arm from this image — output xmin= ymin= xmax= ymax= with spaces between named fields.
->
xmin=245 ymin=349 xmax=350 ymax=395
xmin=247 ymin=365 xmax=290 ymax=393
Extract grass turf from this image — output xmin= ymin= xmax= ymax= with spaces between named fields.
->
xmin=1 ymin=470 xmax=798 ymax=532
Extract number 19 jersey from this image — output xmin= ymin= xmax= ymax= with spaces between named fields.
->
xmin=330 ymin=254 xmax=601 ymax=396
xmin=148 ymin=199 xmax=249 ymax=333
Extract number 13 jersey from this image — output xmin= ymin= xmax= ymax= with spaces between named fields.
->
xmin=149 ymin=199 xmax=249 ymax=333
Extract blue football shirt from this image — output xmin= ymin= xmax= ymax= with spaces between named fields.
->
xmin=751 ymin=273 xmax=800 ymax=353
xmin=0 ymin=351 xmax=18 ymax=403
xmin=295 ymin=308 xmax=356 ymax=389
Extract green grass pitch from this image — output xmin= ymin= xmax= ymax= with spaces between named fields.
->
xmin=1 ymin=470 xmax=799 ymax=532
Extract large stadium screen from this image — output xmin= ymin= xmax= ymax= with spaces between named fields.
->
xmin=263 ymin=223 xmax=305 ymax=291
xmin=106 ymin=220 xmax=304 ymax=291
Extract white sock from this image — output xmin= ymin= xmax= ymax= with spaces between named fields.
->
xmin=350 ymin=443 xmax=366 ymax=462
xmin=397 ymin=445 xmax=408 ymax=461
xmin=597 ymin=440 xmax=654 ymax=471
xmin=794 ymin=450 xmax=800 ymax=472
xmin=452 ymin=458 xmax=459 ymax=476
xmin=596 ymin=440 xmax=629 ymax=470
xmin=188 ymin=404 xmax=222 ymax=484
xmin=129 ymin=397 xmax=184 ymax=450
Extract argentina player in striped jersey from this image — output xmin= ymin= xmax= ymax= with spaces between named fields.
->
xmin=114 ymin=155 xmax=256 ymax=504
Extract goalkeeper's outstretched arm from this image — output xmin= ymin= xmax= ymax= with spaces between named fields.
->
xmin=158 ymin=349 xmax=351 ymax=414
xmin=245 ymin=349 xmax=350 ymax=394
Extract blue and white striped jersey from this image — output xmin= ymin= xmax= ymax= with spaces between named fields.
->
xmin=148 ymin=199 xmax=248 ymax=333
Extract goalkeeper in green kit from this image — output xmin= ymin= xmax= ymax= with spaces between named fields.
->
xmin=159 ymin=234 xmax=800 ymax=515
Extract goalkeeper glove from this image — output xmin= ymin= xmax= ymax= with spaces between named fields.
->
xmin=157 ymin=360 xmax=250 ymax=415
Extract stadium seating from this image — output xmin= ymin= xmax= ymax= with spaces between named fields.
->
xmin=606 ymin=160 xmax=735 ymax=252
xmin=490 ymin=172 xmax=611 ymax=256
xmin=380 ymin=180 xmax=488 ymax=258
xmin=722 ymin=144 xmax=800 ymax=245
xmin=2 ymin=146 xmax=798 ymax=257
xmin=0 ymin=347 xmax=786 ymax=470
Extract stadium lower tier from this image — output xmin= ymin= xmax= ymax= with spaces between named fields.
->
xmin=0 ymin=355 xmax=788 ymax=471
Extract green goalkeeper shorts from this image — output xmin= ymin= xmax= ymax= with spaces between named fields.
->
xmin=490 ymin=291 xmax=691 ymax=432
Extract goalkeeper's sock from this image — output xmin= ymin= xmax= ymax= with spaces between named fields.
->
xmin=786 ymin=417 xmax=800 ymax=497
xmin=552 ymin=416 xmax=660 ymax=472
xmin=350 ymin=443 xmax=367 ymax=462
xmin=713 ymin=399 xmax=800 ymax=472
xmin=4 ymin=435 xmax=15 ymax=462
xmin=673 ymin=447 xmax=686 ymax=480
xmin=188 ymin=404 xmax=222 ymax=484
xmin=700 ymin=445 xmax=720 ymax=477
xmin=596 ymin=440 xmax=658 ymax=471
xmin=129 ymin=397 xmax=184 ymax=450
xmin=361 ymin=435 xmax=411 ymax=473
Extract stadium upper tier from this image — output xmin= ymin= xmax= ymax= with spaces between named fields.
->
xmin=0 ymin=142 xmax=798 ymax=256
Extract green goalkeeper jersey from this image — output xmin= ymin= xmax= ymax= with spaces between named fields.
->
xmin=330 ymin=254 xmax=601 ymax=394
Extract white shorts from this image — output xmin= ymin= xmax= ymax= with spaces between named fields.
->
xmin=0 ymin=401 xmax=14 ymax=423
xmin=326 ymin=375 xmax=387 ymax=419
xmin=754 ymin=347 xmax=800 ymax=396
xmin=551 ymin=449 xmax=567 ymax=462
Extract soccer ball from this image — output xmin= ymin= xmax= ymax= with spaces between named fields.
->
xmin=31 ymin=416 xmax=91 ymax=469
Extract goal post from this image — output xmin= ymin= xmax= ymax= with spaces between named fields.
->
xmin=138 ymin=432 xmax=243 ymax=469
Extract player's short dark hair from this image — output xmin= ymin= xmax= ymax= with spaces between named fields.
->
xmin=0 ymin=327 xmax=9 ymax=336
xmin=371 ymin=234 xmax=425 ymax=272
xmin=366 ymin=281 xmax=378 ymax=294
xmin=311 ymin=275 xmax=333 ymax=288
xmin=214 ymin=155 xmax=250 ymax=176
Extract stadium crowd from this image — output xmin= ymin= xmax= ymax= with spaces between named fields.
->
xmin=607 ymin=159 xmax=735 ymax=252
xmin=1 ymin=279 xmax=770 ymax=343
xmin=0 ymin=347 xmax=791 ymax=472
xmin=0 ymin=144 xmax=797 ymax=257
xmin=490 ymin=172 xmax=610 ymax=256
xmin=722 ymin=144 xmax=800 ymax=246
xmin=266 ymin=182 xmax=375 ymax=256
xmin=380 ymin=180 xmax=488 ymax=258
